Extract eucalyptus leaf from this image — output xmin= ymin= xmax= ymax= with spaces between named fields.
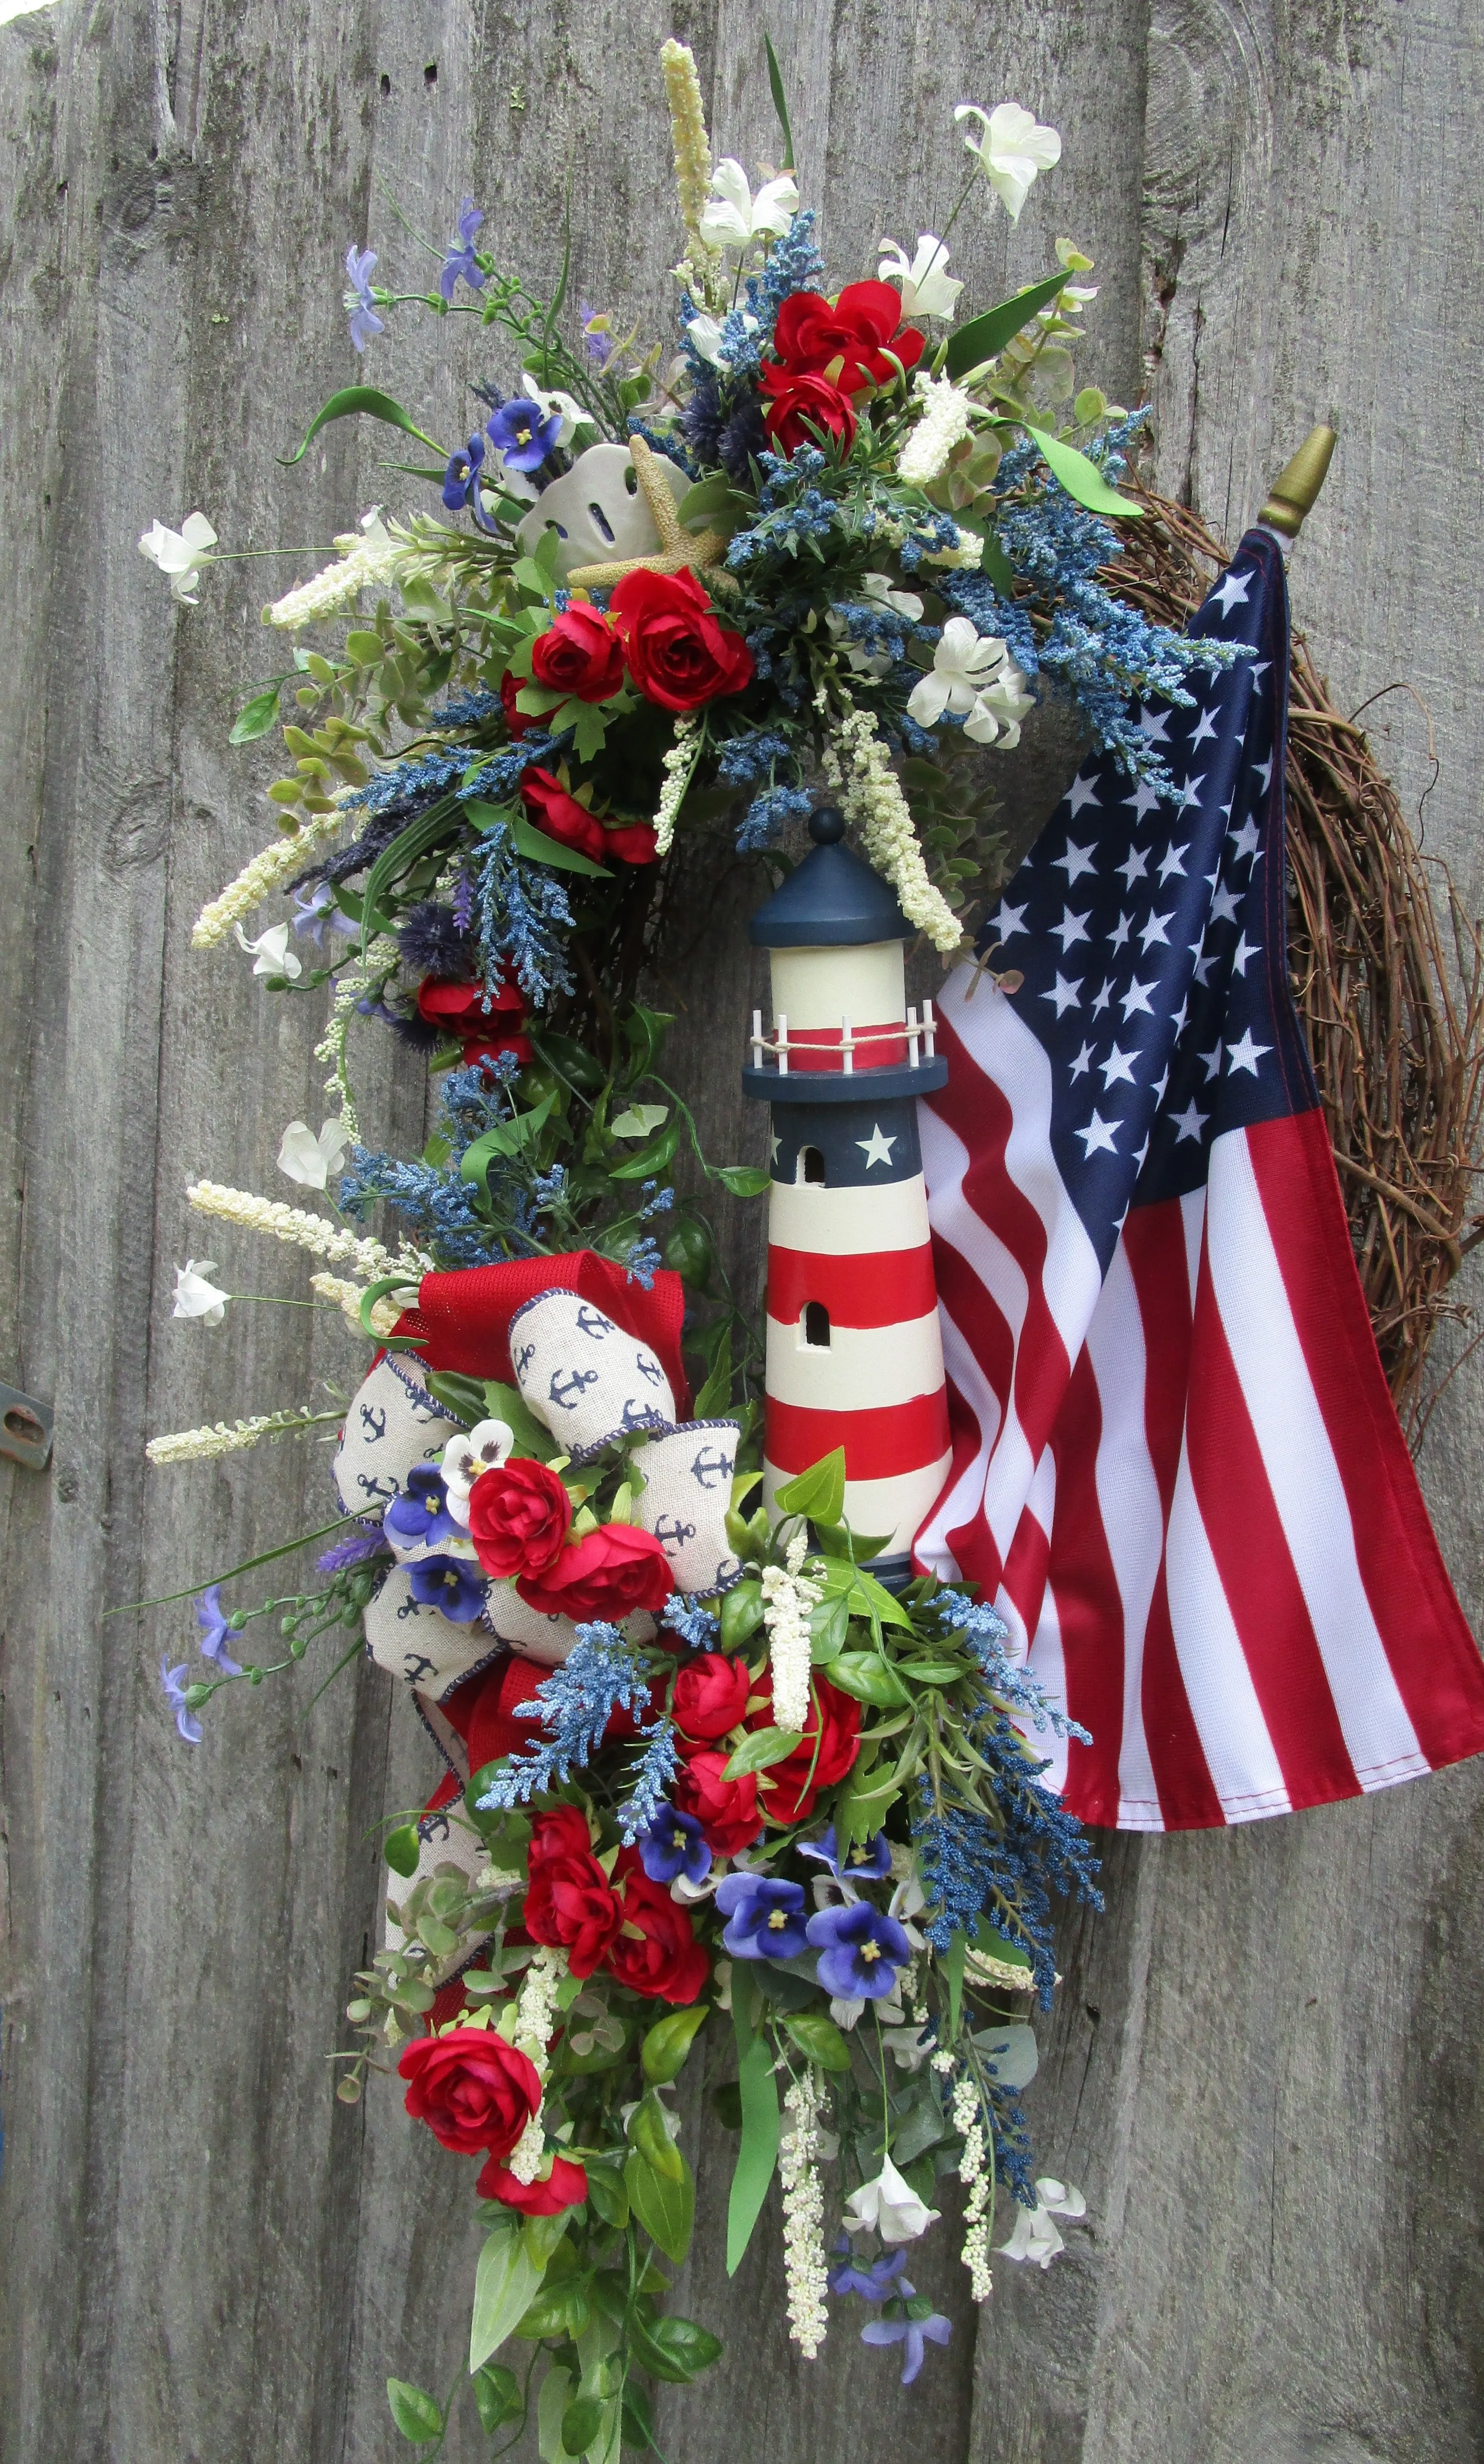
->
xmin=941 ymin=270 xmax=1071 ymax=382
xmin=721 ymin=1726 xmax=805 ymax=1780
xmin=386 ymin=2379 xmax=444 ymax=2445
xmin=469 ymin=2223 xmax=544 ymax=2371
xmin=774 ymin=1448 xmax=846 ymax=1529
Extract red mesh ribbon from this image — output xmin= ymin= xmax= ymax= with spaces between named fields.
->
xmin=394 ymin=1249 xmax=691 ymax=1418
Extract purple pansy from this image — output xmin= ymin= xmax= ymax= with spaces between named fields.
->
xmin=486 ymin=397 xmax=562 ymax=474
xmin=439 ymin=198 xmax=486 ymax=302
xmin=806 ymin=1900 xmax=912 ymax=2000
xmin=194 ymin=1583 xmax=242 ymax=1677
xmin=860 ymin=2306 xmax=952 ymax=2387
xmin=160 ymin=1657 xmax=203 ymax=1745
xmin=385 ymin=1464 xmax=461 ymax=1553
xmin=639 ymin=1804 xmax=712 ymax=1887
xmin=407 ymin=1553 xmax=487 ymax=1623
xmin=799 ymin=1823 xmax=893 ymax=1881
xmin=443 ymin=430 xmax=487 ymax=513
xmin=292 ymin=882 xmax=357 ymax=949
xmin=344 ymin=245 xmax=384 ymax=353
xmin=715 ymin=1872 xmax=810 ymax=1961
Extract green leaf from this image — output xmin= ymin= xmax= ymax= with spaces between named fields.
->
xmin=774 ymin=1448 xmax=846 ymax=1529
xmin=583 ymin=2160 xmax=630 ymax=2229
xmin=228 ymin=679 xmax=288 ymax=744
xmin=529 ymin=1030 xmax=607 ymax=1096
xmin=622 ymin=1005 xmax=673 ymax=1082
xmin=824 ymin=1650 xmax=911 ymax=1707
xmin=384 ymin=1823 xmax=420 ymax=1878
xmin=458 ymin=1093 xmax=557 ymax=1184
xmin=641 ymin=2004 xmax=710 ymax=2085
xmin=386 ymin=2380 xmax=444 ymax=2444
xmin=693 ymin=1329 xmax=733 ymax=1419
xmin=621 ymin=2383 xmax=657 ymax=2452
xmin=361 ymin=801 xmax=460 ymax=953
xmin=942 ymin=270 xmax=1072 ymax=382
xmin=515 ymin=2276 xmax=591 ymax=2339
xmin=422 ymin=1369 xmax=485 ymax=1426
xmin=511 ymin=812 xmax=613 ymax=878
xmin=1026 ymin=424 xmax=1143 ymax=517
xmin=627 ymin=2310 xmax=725 ymax=2384
xmin=538 ymin=2365 xmax=575 ymax=2464
xmin=721 ymin=1726 xmax=804 ymax=1780
xmin=675 ymin=472 xmax=747 ymax=530
xmin=482 ymin=1379 xmax=556 ymax=1460
xmin=523 ymin=2207 xmax=577 ymax=2269
xmin=763 ymin=30 xmax=796 ymax=170
xmin=628 ymin=2090 xmax=684 ymax=2182
xmin=625 ymin=2145 xmax=696 ymax=2265
xmin=808 ymin=1593 xmax=850 ymax=1665
xmin=281 ymin=384 xmax=445 ymax=466
xmin=780 ymin=2010 xmax=852 ymax=2071
xmin=611 ymin=1102 xmax=669 ymax=1139
xmin=473 ymin=2362 xmax=523 ymax=2434
xmin=726 ymin=1974 xmax=780 ymax=2275
xmin=902 ymin=1659 xmax=968 ymax=1685
xmin=607 ymin=1123 xmax=682 ymax=1182
xmin=714 ymin=1163 xmax=771 ymax=1198
xmin=981 ymin=530 xmax=1017 ymax=596
xmin=562 ymin=2395 xmax=606 ymax=2455
xmin=469 ymin=2222 xmax=544 ymax=2371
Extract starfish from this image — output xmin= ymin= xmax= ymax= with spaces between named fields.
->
xmin=566 ymin=435 xmax=737 ymax=593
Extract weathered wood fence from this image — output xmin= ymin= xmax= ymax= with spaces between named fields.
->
xmin=2 ymin=3 xmax=1481 ymax=2457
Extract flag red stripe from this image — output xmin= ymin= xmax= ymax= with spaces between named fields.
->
xmin=1047 ymin=1349 xmax=1127 ymax=1826
xmin=767 ymin=1242 xmax=937 ymax=1327
xmin=1246 ymin=1111 xmax=1484 ymax=1770
xmin=766 ymin=1389 xmax=950 ymax=1479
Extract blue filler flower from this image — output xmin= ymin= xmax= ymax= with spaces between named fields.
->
xmin=194 ymin=1584 xmax=242 ymax=1677
xmin=799 ymin=1823 xmax=892 ymax=1881
xmin=407 ymin=1554 xmax=487 ymax=1623
xmin=715 ymin=1873 xmax=811 ymax=1961
xmin=439 ymin=198 xmax=486 ymax=301
xmin=639 ymin=1804 xmax=712 ymax=1887
xmin=385 ymin=1464 xmax=461 ymax=1553
xmin=160 ymin=1657 xmax=203 ymax=1745
xmin=344 ymin=245 xmax=384 ymax=353
xmin=806 ymin=1900 xmax=911 ymax=1999
xmin=487 ymin=397 xmax=562 ymax=473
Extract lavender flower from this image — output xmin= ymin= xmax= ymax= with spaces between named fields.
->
xmin=194 ymin=1584 xmax=242 ymax=1677
xmin=638 ymin=1803 xmax=711 ymax=1886
xmin=160 ymin=1657 xmax=204 ymax=1745
xmin=291 ymin=882 xmax=357 ymax=950
xmin=318 ymin=1526 xmax=390 ymax=1574
xmin=715 ymin=1873 xmax=810 ymax=1961
xmin=439 ymin=199 xmax=486 ymax=302
xmin=478 ymin=1624 xmax=658 ymax=1808
xmin=805 ymin=1900 xmax=911 ymax=1999
xmin=343 ymin=245 xmax=384 ymax=353
xmin=624 ymin=1234 xmax=663 ymax=1288
xmin=618 ymin=1718 xmax=681 ymax=1844
xmin=406 ymin=1554 xmax=487 ymax=1623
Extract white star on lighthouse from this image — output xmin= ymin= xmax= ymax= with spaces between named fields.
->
xmin=856 ymin=1123 xmax=897 ymax=1170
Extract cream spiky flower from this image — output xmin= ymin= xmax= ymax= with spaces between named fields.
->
xmin=951 ymin=2072 xmax=995 ymax=2300
xmin=878 ymin=235 xmax=963 ymax=323
xmin=779 ymin=2069 xmax=830 ymax=2359
xmin=309 ymin=1272 xmax=403 ymax=1337
xmin=651 ymin=711 xmax=704 ymax=856
xmin=660 ymin=40 xmax=714 ymax=241
xmin=191 ymin=805 xmax=348 ymax=949
xmin=761 ymin=1528 xmax=823 ymax=1734
xmin=821 ymin=699 xmax=964 ymax=954
xmin=955 ymin=101 xmax=1062 ymax=224
xmin=184 ymin=1180 xmax=423 ymax=1280
xmin=146 ymin=1404 xmax=344 ymax=1464
xmin=907 ymin=617 xmax=1034 ymax=747
xmin=897 ymin=374 xmax=975 ymax=487
xmin=265 ymin=509 xmax=403 ymax=628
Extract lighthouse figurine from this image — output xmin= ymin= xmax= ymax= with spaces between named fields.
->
xmin=742 ymin=806 xmax=952 ymax=1585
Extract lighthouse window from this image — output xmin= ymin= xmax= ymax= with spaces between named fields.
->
xmin=797 ymin=1145 xmax=826 ymax=1186
xmin=802 ymin=1301 xmax=831 ymax=1349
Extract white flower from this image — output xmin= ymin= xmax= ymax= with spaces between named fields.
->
xmin=442 ymin=1418 xmax=516 ymax=1526
xmin=138 ymin=512 xmax=218 ymax=604
xmin=698 ymin=158 xmax=800 ymax=251
xmin=843 ymin=2153 xmax=941 ymax=2246
xmin=955 ymin=102 xmax=1062 ymax=223
xmin=881 ymin=2023 xmax=934 ymax=2072
xmin=172 ymin=1259 xmax=229 ymax=1325
xmin=878 ymin=235 xmax=963 ymax=323
xmin=684 ymin=308 xmax=758 ymax=366
xmin=277 ymin=1118 xmax=351 ymax=1190
xmin=907 ymin=616 xmax=1034 ymax=747
xmin=863 ymin=572 xmax=924 ymax=622
xmin=998 ymin=2177 xmax=1087 ymax=2269
xmin=527 ymin=383 xmax=587 ymax=446
xmin=234 ymin=921 xmax=302 ymax=980
xmin=897 ymin=375 xmax=974 ymax=486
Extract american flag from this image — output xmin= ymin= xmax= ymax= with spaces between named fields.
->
xmin=914 ymin=527 xmax=1484 ymax=1831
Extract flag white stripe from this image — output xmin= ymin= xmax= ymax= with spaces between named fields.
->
xmin=1164 ymin=1439 xmax=1292 ymax=1819
xmin=1083 ymin=1238 xmax=1163 ymax=1823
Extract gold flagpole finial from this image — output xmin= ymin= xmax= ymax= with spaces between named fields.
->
xmin=1258 ymin=424 xmax=1337 ymax=539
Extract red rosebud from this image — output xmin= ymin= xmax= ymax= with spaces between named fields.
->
xmin=524 ymin=1850 xmax=623 ymax=1980
xmin=608 ymin=566 xmax=754 ymax=714
xmin=603 ymin=1851 xmax=710 ymax=2002
xmin=759 ymin=367 xmax=859 ymax=459
xmin=519 ymin=766 xmax=607 ymax=863
xmin=528 ymin=1804 xmax=594 ymax=1867
xmin=672 ymin=1652 xmax=752 ymax=1742
xmin=673 ymin=1746 xmax=764 ymax=1857
xmin=398 ymin=2023 xmax=542 ymax=2158
xmin=771 ymin=280 xmax=924 ymax=392
xmin=516 ymin=1522 xmax=675 ymax=1621
xmin=531 ymin=602 xmax=625 ymax=703
xmin=600 ymin=820 xmax=660 ymax=866
xmin=468 ymin=1457 xmax=572 ymax=1580
xmin=477 ymin=2150 xmax=589 ymax=2212
xmin=748 ymin=1668 xmax=861 ymax=1823
xmin=500 ymin=667 xmax=534 ymax=738
xmin=416 ymin=975 xmax=532 ymax=1070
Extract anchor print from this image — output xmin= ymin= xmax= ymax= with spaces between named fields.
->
xmin=620 ymin=1396 xmax=667 ymax=1434
xmin=418 ymin=1810 xmax=451 ymax=1845
xmin=359 ymin=1402 xmax=388 ymax=1443
xmin=653 ymin=1513 xmax=697 ymax=1555
xmin=690 ymin=1444 xmax=732 ymax=1490
xmin=356 ymin=1470 xmax=399 ymax=1504
xmin=514 ymin=1340 xmax=537 ymax=1381
xmin=401 ymin=1650 xmax=438 ymax=1685
xmin=549 ymin=1365 xmax=601 ymax=1412
xmin=635 ymin=1351 xmax=665 ymax=1386
xmin=575 ymin=1305 xmax=613 ymax=1340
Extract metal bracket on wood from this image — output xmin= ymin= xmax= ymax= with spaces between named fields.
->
xmin=0 ymin=1382 xmax=54 ymax=1471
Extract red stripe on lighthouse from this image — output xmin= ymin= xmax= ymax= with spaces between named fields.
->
xmin=767 ymin=1244 xmax=937 ymax=1329
xmin=767 ymin=1390 xmax=950 ymax=1480
xmin=782 ymin=1022 xmax=909 ymax=1071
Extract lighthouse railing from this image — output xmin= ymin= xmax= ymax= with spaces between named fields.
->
xmin=747 ymin=1007 xmax=938 ymax=1073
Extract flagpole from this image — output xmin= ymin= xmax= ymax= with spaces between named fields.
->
xmin=1257 ymin=424 xmax=1338 ymax=552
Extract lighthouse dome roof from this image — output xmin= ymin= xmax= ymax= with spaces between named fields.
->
xmin=747 ymin=807 xmax=912 ymax=949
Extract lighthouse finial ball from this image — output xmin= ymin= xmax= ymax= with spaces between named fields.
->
xmin=808 ymin=805 xmax=846 ymax=846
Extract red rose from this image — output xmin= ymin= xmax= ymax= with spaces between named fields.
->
xmin=501 ymin=668 xmax=534 ymax=738
xmin=398 ymin=2023 xmax=542 ymax=2158
xmin=609 ymin=567 xmax=754 ymax=713
xmin=749 ymin=1668 xmax=861 ymax=1823
xmin=528 ymin=1804 xmax=594 ymax=1867
xmin=771 ymin=281 xmax=924 ymax=391
xmin=673 ymin=1746 xmax=764 ymax=1857
xmin=477 ymin=2150 xmax=589 ymax=2212
xmin=520 ymin=766 xmax=607 ymax=863
xmin=416 ymin=975 xmax=531 ymax=1070
xmin=516 ymin=1522 xmax=675 ymax=1620
xmin=524 ymin=1851 xmax=623 ymax=1980
xmin=672 ymin=1652 xmax=752 ymax=1742
xmin=600 ymin=820 xmax=660 ymax=866
xmin=468 ymin=1457 xmax=572 ymax=1579
xmin=604 ymin=1851 xmax=710 ymax=2002
xmin=759 ymin=367 xmax=859 ymax=458
xmin=531 ymin=603 xmax=625 ymax=703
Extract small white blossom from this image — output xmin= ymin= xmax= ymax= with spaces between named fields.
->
xmin=277 ymin=1118 xmax=351 ymax=1190
xmin=526 ymin=383 xmax=587 ymax=445
xmin=761 ymin=1528 xmax=823 ymax=1734
xmin=684 ymin=309 xmax=758 ymax=365
xmin=234 ymin=921 xmax=302 ymax=980
xmin=442 ymin=1419 xmax=516 ymax=1527
xmin=651 ymin=710 xmax=705 ymax=854
xmin=699 ymin=158 xmax=800 ymax=251
xmin=907 ymin=616 xmax=1034 ymax=747
xmin=779 ymin=2070 xmax=830 ymax=2358
xmin=955 ymin=102 xmax=1062 ymax=224
xmin=172 ymin=1259 xmax=229 ymax=1325
xmin=878 ymin=235 xmax=963 ymax=323
xmin=998 ymin=2176 xmax=1087 ymax=2269
xmin=506 ymin=2113 xmax=548 ymax=2185
xmin=898 ymin=374 xmax=974 ymax=486
xmin=843 ymin=2152 xmax=941 ymax=2246
xmin=138 ymin=511 xmax=218 ymax=604
xmin=265 ymin=509 xmax=402 ymax=628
